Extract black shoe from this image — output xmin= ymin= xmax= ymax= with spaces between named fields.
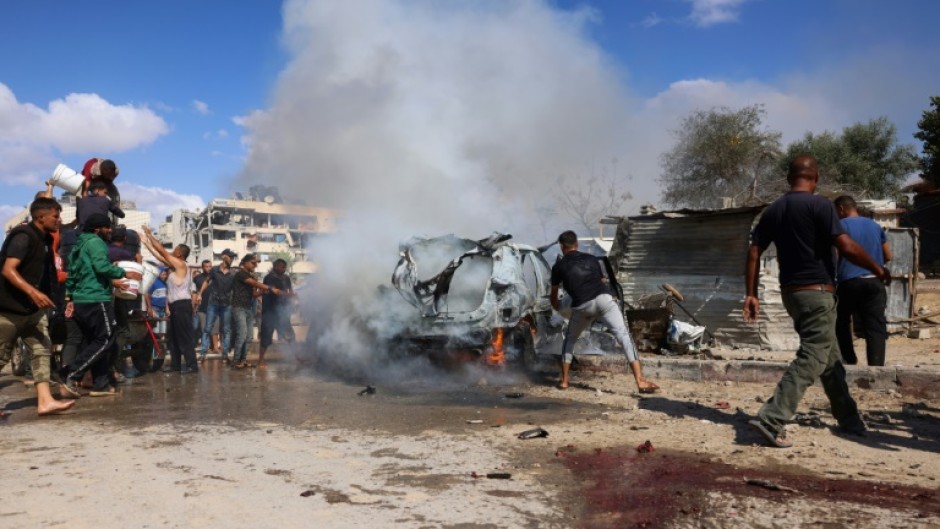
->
xmin=160 ymin=366 xmax=178 ymax=373
xmin=838 ymin=422 xmax=868 ymax=437
xmin=180 ymin=367 xmax=199 ymax=375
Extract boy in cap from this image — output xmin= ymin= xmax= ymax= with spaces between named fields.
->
xmin=61 ymin=213 xmax=141 ymax=396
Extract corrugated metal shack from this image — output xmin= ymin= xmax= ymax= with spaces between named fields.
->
xmin=607 ymin=207 xmax=917 ymax=351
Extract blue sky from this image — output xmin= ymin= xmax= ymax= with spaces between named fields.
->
xmin=2 ymin=0 xmax=938 ymax=232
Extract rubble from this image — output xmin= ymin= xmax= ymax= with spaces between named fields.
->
xmin=516 ymin=427 xmax=549 ymax=440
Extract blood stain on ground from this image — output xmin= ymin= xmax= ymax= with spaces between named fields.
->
xmin=562 ymin=447 xmax=939 ymax=528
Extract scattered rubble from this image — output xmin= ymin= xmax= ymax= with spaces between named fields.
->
xmin=516 ymin=427 xmax=549 ymax=440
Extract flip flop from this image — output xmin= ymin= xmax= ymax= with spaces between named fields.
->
xmin=749 ymin=419 xmax=793 ymax=448
xmin=88 ymin=388 xmax=118 ymax=397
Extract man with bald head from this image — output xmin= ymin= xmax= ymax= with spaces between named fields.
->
xmin=743 ymin=154 xmax=890 ymax=448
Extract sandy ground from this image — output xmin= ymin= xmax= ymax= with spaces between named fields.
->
xmin=1 ymin=331 xmax=938 ymax=528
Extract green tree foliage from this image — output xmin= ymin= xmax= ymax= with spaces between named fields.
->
xmin=659 ymin=105 xmax=783 ymax=209
xmin=914 ymin=96 xmax=940 ymax=187
xmin=783 ymin=117 xmax=918 ymax=198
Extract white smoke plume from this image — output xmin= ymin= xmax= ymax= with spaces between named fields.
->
xmin=237 ymin=0 xmax=637 ymax=381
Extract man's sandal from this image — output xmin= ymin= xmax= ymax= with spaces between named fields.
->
xmin=749 ymin=419 xmax=793 ymax=448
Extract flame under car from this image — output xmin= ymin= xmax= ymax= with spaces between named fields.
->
xmin=389 ymin=233 xmax=564 ymax=367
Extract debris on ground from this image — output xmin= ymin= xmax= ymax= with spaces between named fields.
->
xmin=466 ymin=419 xmax=484 ymax=424
xmin=300 ymin=490 xmax=317 ymax=497
xmin=504 ymin=392 xmax=524 ymax=399
xmin=865 ymin=412 xmax=893 ymax=425
xmin=902 ymin=403 xmax=926 ymax=418
xmin=793 ymin=412 xmax=825 ymax=427
xmin=636 ymin=440 xmax=655 ymax=453
xmin=517 ymin=427 xmax=549 ymax=440
xmin=715 ymin=401 xmax=730 ymax=410
xmin=357 ymin=386 xmax=376 ymax=396
xmin=470 ymin=471 xmax=512 ymax=479
xmin=746 ymin=479 xmax=801 ymax=494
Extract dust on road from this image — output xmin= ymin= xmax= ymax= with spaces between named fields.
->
xmin=1 ymin=355 xmax=938 ymax=529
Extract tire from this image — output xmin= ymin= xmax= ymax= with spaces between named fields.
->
xmin=11 ymin=340 xmax=30 ymax=376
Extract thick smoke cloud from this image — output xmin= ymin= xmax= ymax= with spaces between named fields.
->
xmin=236 ymin=0 xmax=929 ymax=378
xmin=236 ymin=0 xmax=640 ymax=376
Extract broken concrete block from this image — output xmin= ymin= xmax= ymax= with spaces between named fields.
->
xmin=908 ymin=328 xmax=931 ymax=339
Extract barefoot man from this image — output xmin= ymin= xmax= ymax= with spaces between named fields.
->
xmin=0 ymin=197 xmax=75 ymax=415
xmin=550 ymin=230 xmax=659 ymax=393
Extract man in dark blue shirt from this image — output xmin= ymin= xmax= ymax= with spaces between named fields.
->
xmin=744 ymin=155 xmax=890 ymax=448
xmin=550 ymin=230 xmax=658 ymax=393
xmin=195 ymin=249 xmax=237 ymax=363
xmin=833 ymin=195 xmax=892 ymax=366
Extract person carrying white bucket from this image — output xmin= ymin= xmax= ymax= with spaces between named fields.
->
xmin=60 ymin=213 xmax=142 ymax=397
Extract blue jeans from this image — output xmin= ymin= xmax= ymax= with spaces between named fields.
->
xmin=201 ymin=304 xmax=231 ymax=359
xmin=231 ymin=307 xmax=252 ymax=364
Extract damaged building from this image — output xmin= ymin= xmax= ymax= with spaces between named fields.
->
xmin=158 ymin=187 xmax=338 ymax=279
xmin=607 ymin=206 xmax=919 ymax=351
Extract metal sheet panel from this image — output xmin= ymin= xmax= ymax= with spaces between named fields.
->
xmin=612 ymin=212 xmax=920 ymax=350
xmin=612 ymin=208 xmax=798 ymax=350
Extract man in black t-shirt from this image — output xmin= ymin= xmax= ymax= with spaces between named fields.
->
xmin=0 ymin=198 xmax=76 ymax=415
xmin=195 ymin=249 xmax=237 ymax=363
xmin=258 ymin=258 xmax=295 ymax=367
xmin=550 ymin=230 xmax=658 ymax=393
xmin=192 ymin=260 xmax=214 ymax=352
xmin=744 ymin=155 xmax=890 ymax=448
xmin=230 ymin=254 xmax=280 ymax=368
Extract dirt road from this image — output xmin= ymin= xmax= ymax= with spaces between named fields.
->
xmin=1 ymin=352 xmax=938 ymax=528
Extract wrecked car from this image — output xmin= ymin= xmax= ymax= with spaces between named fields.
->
xmin=389 ymin=232 xmax=626 ymax=368
xmin=389 ymin=232 xmax=561 ymax=367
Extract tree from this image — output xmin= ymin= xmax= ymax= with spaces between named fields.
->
xmin=783 ymin=117 xmax=919 ymax=199
xmin=554 ymin=159 xmax=632 ymax=235
xmin=659 ymin=105 xmax=783 ymax=209
xmin=914 ymin=96 xmax=940 ymax=188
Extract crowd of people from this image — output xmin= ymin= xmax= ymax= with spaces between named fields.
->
xmin=0 ymin=158 xmax=298 ymax=416
xmin=0 ymin=154 xmax=895 ymax=453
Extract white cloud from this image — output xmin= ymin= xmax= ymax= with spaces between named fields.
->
xmin=0 ymin=83 xmax=169 ymax=186
xmin=640 ymin=13 xmax=664 ymax=28
xmin=192 ymin=99 xmax=210 ymax=115
xmin=686 ymin=0 xmax=748 ymax=27
xmin=119 ymin=182 xmax=205 ymax=222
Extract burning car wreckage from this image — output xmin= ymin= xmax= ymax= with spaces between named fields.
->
xmin=388 ymin=232 xmax=623 ymax=367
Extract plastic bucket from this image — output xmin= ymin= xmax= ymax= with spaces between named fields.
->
xmin=50 ymin=164 xmax=85 ymax=194
xmin=114 ymin=261 xmax=143 ymax=300
xmin=140 ymin=262 xmax=160 ymax=295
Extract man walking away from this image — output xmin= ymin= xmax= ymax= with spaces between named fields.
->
xmin=0 ymin=198 xmax=76 ymax=414
xmin=833 ymin=195 xmax=892 ymax=367
xmin=62 ymin=213 xmax=140 ymax=397
xmin=259 ymin=258 xmax=295 ymax=368
xmin=743 ymin=155 xmax=891 ymax=448
xmin=549 ymin=230 xmax=659 ymax=393
xmin=139 ymin=226 xmax=198 ymax=374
